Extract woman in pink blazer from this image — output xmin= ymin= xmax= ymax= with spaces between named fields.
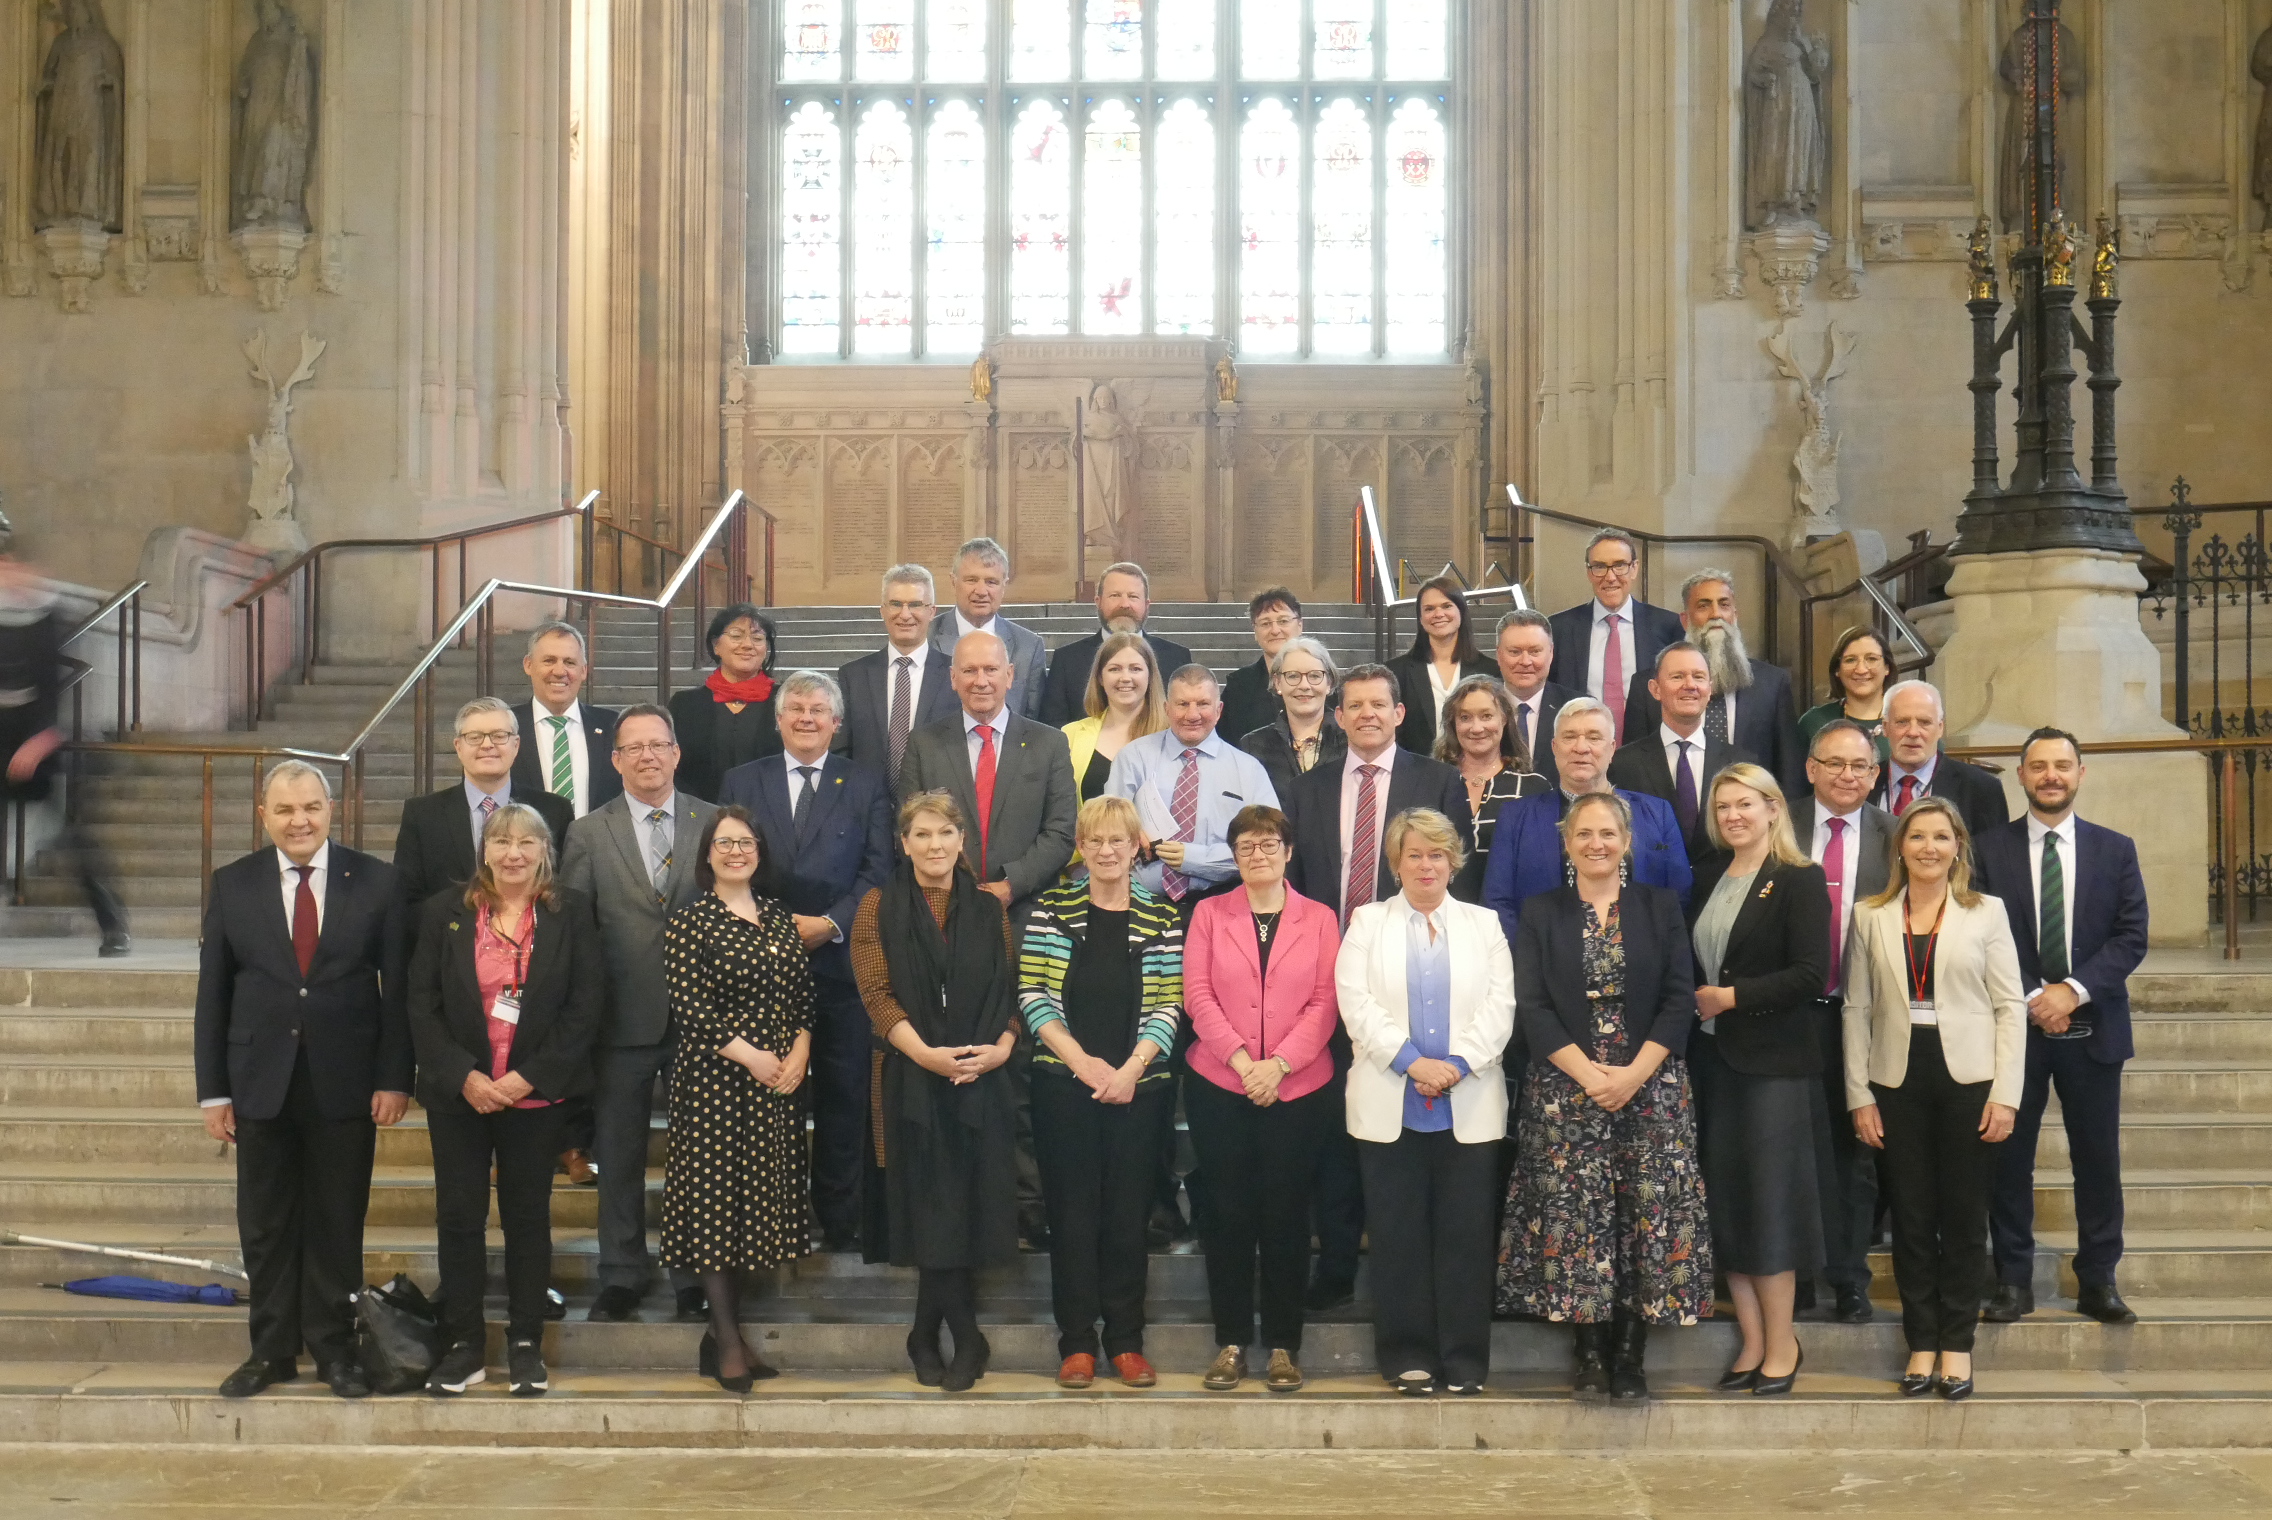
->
xmin=1183 ymin=804 xmax=1342 ymax=1395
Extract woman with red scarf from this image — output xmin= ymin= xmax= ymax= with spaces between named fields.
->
xmin=669 ymin=603 xmax=784 ymax=802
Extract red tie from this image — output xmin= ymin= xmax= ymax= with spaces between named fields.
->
xmin=1602 ymin=613 xmax=1627 ymax=742
xmin=974 ymin=723 xmax=998 ymax=876
xmin=1345 ymin=763 xmax=1383 ymax=924
xmin=291 ymin=864 xmax=318 ymax=978
xmin=1894 ymin=774 xmax=1918 ymax=816
xmin=1823 ymin=817 xmax=1847 ymax=995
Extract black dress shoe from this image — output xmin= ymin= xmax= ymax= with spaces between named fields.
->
xmin=675 ymin=1286 xmax=710 ymax=1323
xmin=1570 ymin=1325 xmax=1610 ymax=1402
xmin=2077 ymin=1283 xmax=2138 ymax=1325
xmin=218 ymin=1356 xmax=296 ymax=1399
xmin=98 ymin=929 xmax=132 ymax=958
xmin=587 ymin=1284 xmax=641 ymax=1322
xmin=1980 ymin=1283 xmax=2033 ymax=1322
xmin=1938 ymin=1372 xmax=1975 ymax=1401
xmin=1899 ymin=1372 xmax=1939 ymax=1398
xmin=1608 ymin=1317 xmax=1649 ymax=1402
xmin=1834 ymin=1287 xmax=1874 ymax=1324
xmin=941 ymin=1331 xmax=990 ymax=1393
xmin=543 ymin=1288 xmax=568 ymax=1321
xmin=321 ymin=1360 xmax=373 ymax=1399
xmin=1715 ymin=1363 xmax=1760 ymax=1393
xmin=1304 ymin=1277 xmax=1356 ymax=1312
xmin=1392 ymin=1370 xmax=1435 ymax=1397
xmin=907 ymin=1327 xmax=947 ymax=1387
xmin=1751 ymin=1342 xmax=1802 ymax=1397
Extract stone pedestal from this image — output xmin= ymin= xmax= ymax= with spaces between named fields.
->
xmin=38 ymin=226 xmax=110 ymax=314
xmin=1936 ymin=548 xmax=2207 ymax=947
xmin=232 ymin=226 xmax=308 ymax=312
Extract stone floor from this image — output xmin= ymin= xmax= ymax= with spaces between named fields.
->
xmin=12 ymin=1445 xmax=2272 ymax=1517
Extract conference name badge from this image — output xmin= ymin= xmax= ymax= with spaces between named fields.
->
xmin=492 ymin=991 xmax=524 ymax=1026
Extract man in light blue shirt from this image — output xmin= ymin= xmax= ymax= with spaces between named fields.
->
xmin=1391 ymin=899 xmax=1466 ymax=1132
xmin=1106 ymin=665 xmax=1279 ymax=904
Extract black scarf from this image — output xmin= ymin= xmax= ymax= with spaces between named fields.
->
xmin=875 ymin=858 xmax=1013 ymax=1131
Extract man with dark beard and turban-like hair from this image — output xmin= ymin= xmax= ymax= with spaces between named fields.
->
xmin=1620 ymin=569 xmax=1801 ymax=792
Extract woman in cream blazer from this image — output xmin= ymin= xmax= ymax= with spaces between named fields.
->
xmin=1336 ymin=808 xmax=1516 ymax=1396
xmin=1842 ymin=796 xmax=2025 ymax=1403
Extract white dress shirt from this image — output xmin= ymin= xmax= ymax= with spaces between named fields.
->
xmin=962 ymin=707 xmax=1010 ymax=778
xmin=886 ymin=639 xmax=934 ymax=686
xmin=277 ymin=840 xmax=330 ymax=933
xmin=463 ymin=776 xmax=512 ymax=853
xmin=1338 ymin=743 xmax=1401 ymax=865
xmin=1585 ymin=599 xmax=1637 ymax=703
xmin=1887 ymin=752 xmax=1939 ymax=807
xmin=953 ymin=610 xmax=1001 ymax=642
xmin=2026 ymin=811 xmax=2091 ymax=1006
xmin=1810 ymin=797 xmax=1865 ymax=956
xmin=1659 ymin=721 xmax=1706 ymax=790
xmin=1508 ymin=685 xmax=1546 ymax=762
xmin=533 ymin=698 xmax=593 ymax=817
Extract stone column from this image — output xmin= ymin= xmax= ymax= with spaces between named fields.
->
xmin=1936 ymin=549 xmax=2206 ymax=946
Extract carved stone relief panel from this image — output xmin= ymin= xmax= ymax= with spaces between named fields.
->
xmin=746 ymin=438 xmax=821 ymax=590
xmin=899 ymin=436 xmax=966 ymax=572
xmin=1313 ymin=438 xmax=1376 ymax=590
xmin=1234 ymin=435 xmax=1309 ymax=585
xmin=1008 ymin=432 xmax=1073 ymax=584
xmin=824 ymin=437 xmax=892 ymax=585
xmin=1133 ymin=430 xmax=1201 ymax=578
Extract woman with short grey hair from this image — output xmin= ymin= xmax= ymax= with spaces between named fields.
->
xmin=1237 ymin=636 xmax=1345 ymax=801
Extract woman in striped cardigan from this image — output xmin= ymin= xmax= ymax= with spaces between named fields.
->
xmin=1017 ymin=794 xmax=1186 ymax=1391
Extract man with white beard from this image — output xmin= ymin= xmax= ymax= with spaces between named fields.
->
xmin=1619 ymin=568 xmax=1801 ymax=789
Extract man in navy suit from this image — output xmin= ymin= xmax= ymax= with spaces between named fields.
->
xmin=1616 ymin=570 xmax=1801 ymax=789
xmin=1974 ymin=728 xmax=2149 ymax=1326
xmin=1545 ymin=528 xmax=1685 ymax=746
xmin=1484 ymin=696 xmax=1694 ymax=948
xmin=718 ymin=670 xmax=895 ymax=1251
xmin=836 ymin=565 xmax=960 ymax=787
xmin=1494 ymin=607 xmax=1576 ymax=787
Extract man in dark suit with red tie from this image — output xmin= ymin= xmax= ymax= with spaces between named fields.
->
xmin=1876 ymin=679 xmax=2010 ymax=837
xmin=194 ymin=761 xmax=410 ymax=1400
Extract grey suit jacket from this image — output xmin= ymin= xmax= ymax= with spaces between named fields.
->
xmin=557 ymin=790 xmax=715 ymax=1047
xmin=896 ymin=712 xmax=1077 ymax=923
xmin=930 ymin=613 xmax=1048 ymax=721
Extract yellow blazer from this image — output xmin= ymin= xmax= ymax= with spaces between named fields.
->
xmin=1062 ymin=715 xmax=1105 ymax=791
xmin=1841 ymin=892 xmax=2027 ymax=1113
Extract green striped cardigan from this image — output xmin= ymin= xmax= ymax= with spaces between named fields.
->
xmin=1017 ymin=880 xmax=1184 ymax=1083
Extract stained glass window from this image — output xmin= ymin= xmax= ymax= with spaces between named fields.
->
xmin=773 ymin=1 xmax=1456 ymax=360
xmin=926 ymin=101 xmax=987 ymax=352
xmin=1010 ymin=99 xmax=1073 ymax=335
xmin=1082 ymin=99 xmax=1144 ymax=334
xmin=1153 ymin=99 xmax=1214 ymax=335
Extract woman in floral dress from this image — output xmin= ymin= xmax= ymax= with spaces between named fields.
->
xmin=1498 ymin=791 xmax=1714 ymax=1402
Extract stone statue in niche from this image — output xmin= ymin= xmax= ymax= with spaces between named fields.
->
xmin=33 ymin=0 xmax=125 ymax=232
xmin=233 ymin=0 xmax=318 ymax=231
xmin=1997 ymin=18 xmax=2085 ymax=234
xmin=1082 ymin=384 xmax=1136 ymax=564
xmin=1765 ymin=321 xmax=1856 ymax=547
xmin=243 ymin=330 xmax=326 ymax=554
xmin=1742 ymin=0 xmax=1831 ymax=232
xmin=2252 ymin=25 xmax=2272 ymax=222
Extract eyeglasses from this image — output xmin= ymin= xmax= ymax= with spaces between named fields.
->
xmin=455 ymin=730 xmax=516 ymax=748
xmin=1232 ymin=838 xmax=1286 ymax=857
xmin=711 ymin=837 xmax=759 ymax=855
xmin=1585 ymin=559 xmax=1637 ymax=577
xmin=1276 ymin=670 xmax=1332 ymax=688
xmin=614 ymin=741 xmax=676 ymax=758
xmin=884 ymin=599 xmax=932 ymax=614
xmin=1810 ymin=758 xmax=1879 ymax=776
xmin=1253 ymin=614 xmax=1300 ymax=634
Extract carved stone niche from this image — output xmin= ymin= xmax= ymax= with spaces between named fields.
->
xmin=38 ymin=226 xmax=109 ymax=314
xmin=1860 ymin=185 xmax=1977 ymax=263
xmin=1747 ymin=221 xmax=1832 ymax=319
xmin=234 ymin=225 xmax=308 ymax=311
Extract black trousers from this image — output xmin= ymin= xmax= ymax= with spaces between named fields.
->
xmin=593 ymin=1040 xmax=694 ymax=1294
xmin=428 ymin=1100 xmax=564 ymax=1341
xmin=809 ymin=976 xmax=873 ymax=1239
xmin=1358 ymin=1128 xmax=1499 ymax=1385
xmin=1991 ymin=1030 xmax=2124 ymax=1290
xmin=1032 ymin=1076 xmax=1166 ymax=1359
xmin=235 ymin=1051 xmax=375 ymax=1367
xmin=1873 ymin=1028 xmax=2001 ymax=1353
xmin=1184 ymin=1076 xmax=1332 ymax=1352
xmin=1310 ymin=1059 xmax=1365 ymax=1288
xmin=1810 ymin=999 xmax=1878 ymax=1293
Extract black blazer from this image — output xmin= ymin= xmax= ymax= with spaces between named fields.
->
xmin=1237 ymin=716 xmax=1347 ymax=806
xmin=1874 ymin=751 xmax=2011 ymax=840
xmin=1606 ymin=731 xmax=1756 ymax=863
xmin=1622 ymin=658 xmax=1803 ymax=790
xmin=509 ymin=700 xmax=621 ymax=813
xmin=1283 ymin=747 xmax=1472 ymax=918
xmin=407 ymin=887 xmax=606 ymax=1111
xmin=670 ymin=683 xmax=784 ymax=803
xmin=1386 ymin=650 xmax=1499 ymax=756
xmin=1971 ymin=816 xmax=2149 ymax=1065
xmin=1513 ymin=883 xmax=1696 ymax=1064
xmin=1546 ymin=599 xmax=1685 ymax=706
xmin=836 ymin=645 xmax=959 ymax=782
xmin=1685 ymin=854 xmax=1831 ymax=1077
xmin=193 ymin=845 xmax=411 ymax=1122
xmin=1218 ymin=656 xmax=1284 ymax=752
xmin=392 ymin=785 xmax=575 ymax=916
xmin=1508 ymin=680 xmax=1577 ymax=785
xmin=717 ymin=751 xmax=897 ymax=985
xmin=1039 ymin=627 xmax=1196 ymax=727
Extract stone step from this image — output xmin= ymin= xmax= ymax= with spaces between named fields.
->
xmin=2039 ymin=1112 xmax=2272 ymax=1170
xmin=0 ymin=1163 xmax=650 ymax=1228
xmin=2129 ymin=974 xmax=2272 ymax=1013
xmin=2121 ymin=1060 xmax=2272 ymax=1113
xmin=0 ymin=1010 xmax=197 ymax=1055
xmin=2033 ymin=1170 xmax=2272 ymax=1231
xmin=67 ymin=823 xmax=402 ymax=854
xmin=0 ymin=968 xmax=200 ymax=1008
xmin=2131 ymin=1014 xmax=2272 ymax=1060
xmin=0 ymin=1106 xmax=662 ymax=1169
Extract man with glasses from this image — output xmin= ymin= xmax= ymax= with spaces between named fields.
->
xmin=558 ymin=704 xmax=716 ymax=1324
xmin=393 ymin=697 xmax=574 ymax=926
xmin=838 ymin=565 xmax=958 ymax=788
xmin=1546 ymin=528 xmax=1684 ymax=745
xmin=1040 ymin=562 xmax=1195 ymax=726
xmin=1219 ymin=587 xmax=1305 ymax=746
xmin=1789 ymin=719 xmax=1894 ymax=1324
xmin=510 ymin=621 xmax=621 ymax=819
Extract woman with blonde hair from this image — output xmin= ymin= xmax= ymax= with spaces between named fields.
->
xmin=1845 ymin=795 xmax=2025 ymax=1401
xmin=1064 ymin=631 xmax=1167 ymax=803
xmin=1685 ymin=763 xmax=1832 ymax=1397
xmin=408 ymin=803 xmax=604 ymax=1398
xmin=1431 ymin=674 xmax=1546 ymax=902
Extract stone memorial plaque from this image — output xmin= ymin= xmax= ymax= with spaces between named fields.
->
xmin=1010 ymin=433 xmax=1072 ymax=579
xmin=826 ymin=438 xmax=891 ymax=582
xmin=1313 ymin=441 xmax=1374 ymax=588
xmin=1135 ymin=432 xmax=1199 ymax=577
xmin=1390 ymin=439 xmax=1455 ymax=576
xmin=900 ymin=437 xmax=966 ymax=570
xmin=749 ymin=439 xmax=821 ymax=583
xmin=1236 ymin=437 xmax=1308 ymax=583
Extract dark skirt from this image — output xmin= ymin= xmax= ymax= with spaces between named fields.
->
xmin=874 ymin=1053 xmax=1019 ymax=1271
xmin=1688 ymin=1031 xmax=1826 ymax=1277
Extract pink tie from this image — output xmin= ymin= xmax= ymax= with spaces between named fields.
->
xmin=1345 ymin=764 xmax=1383 ymax=924
xmin=1163 ymin=748 xmax=1201 ymax=901
xmin=1823 ymin=816 xmax=1847 ymax=995
xmin=1602 ymin=613 xmax=1627 ymax=742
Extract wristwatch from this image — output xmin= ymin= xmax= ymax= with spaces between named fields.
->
xmin=1272 ymin=1055 xmax=1292 ymax=1076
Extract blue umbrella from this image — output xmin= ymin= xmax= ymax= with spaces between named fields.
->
xmin=53 ymin=1276 xmax=243 ymax=1305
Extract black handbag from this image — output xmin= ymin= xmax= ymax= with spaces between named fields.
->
xmin=352 ymin=1273 xmax=442 ymax=1394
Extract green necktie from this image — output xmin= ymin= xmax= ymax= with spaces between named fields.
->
xmin=547 ymin=715 xmax=573 ymax=800
xmin=2039 ymin=832 xmax=2070 ymax=983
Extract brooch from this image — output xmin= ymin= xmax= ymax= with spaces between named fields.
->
xmin=448 ymin=921 xmax=460 ymax=931
xmin=1758 ymin=881 xmax=1776 ymax=899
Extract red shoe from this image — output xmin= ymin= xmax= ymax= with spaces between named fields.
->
xmin=1111 ymin=1352 xmax=1157 ymax=1388
xmin=1056 ymin=1353 xmax=1096 ymax=1389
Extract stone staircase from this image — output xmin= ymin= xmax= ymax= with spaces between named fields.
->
xmin=0 ymin=958 xmax=2268 ymax=1451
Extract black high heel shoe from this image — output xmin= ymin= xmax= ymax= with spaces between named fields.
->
xmin=907 ymin=1327 xmax=946 ymax=1387
xmin=1716 ymin=1361 xmax=1761 ymax=1393
xmin=941 ymin=1330 xmax=991 ymax=1393
xmin=1751 ymin=1342 xmax=1802 ymax=1397
xmin=698 ymin=1331 xmax=760 ymax=1394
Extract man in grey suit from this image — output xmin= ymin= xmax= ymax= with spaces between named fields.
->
xmin=838 ymin=564 xmax=959 ymax=787
xmin=1790 ymin=717 xmax=1892 ymax=1324
xmin=557 ymin=702 xmax=715 ymax=1324
xmin=897 ymin=630 xmax=1078 ymax=1245
xmin=928 ymin=537 xmax=1047 ymax=721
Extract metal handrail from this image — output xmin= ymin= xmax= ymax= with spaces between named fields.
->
xmin=1350 ymin=488 xmax=1529 ymax=662
xmin=237 ymin=492 xmax=599 ymax=723
xmin=587 ymin=498 xmax=779 ymax=611
xmin=58 ymin=578 xmax=146 ymax=738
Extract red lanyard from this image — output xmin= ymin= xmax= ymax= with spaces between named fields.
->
xmin=1902 ymin=890 xmax=1946 ymax=1003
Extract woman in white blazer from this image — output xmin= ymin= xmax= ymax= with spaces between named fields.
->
xmin=1336 ymin=807 xmax=1516 ymax=1396
xmin=1843 ymin=796 xmax=2025 ymax=1402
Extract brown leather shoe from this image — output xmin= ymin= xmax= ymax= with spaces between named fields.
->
xmin=1111 ymin=1351 xmax=1157 ymax=1388
xmin=560 ymin=1149 xmax=596 ymax=1186
xmin=1265 ymin=1348 xmax=1304 ymax=1392
xmin=1056 ymin=1353 xmax=1096 ymax=1389
xmin=1201 ymin=1344 xmax=1245 ymax=1391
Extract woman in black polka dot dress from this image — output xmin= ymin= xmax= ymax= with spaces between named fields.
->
xmin=662 ymin=805 xmax=814 ymax=1392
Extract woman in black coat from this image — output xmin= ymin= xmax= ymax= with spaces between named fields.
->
xmin=1685 ymin=762 xmax=1831 ymax=1398
xmin=1387 ymin=577 xmax=1497 ymax=756
xmin=669 ymin=602 xmax=782 ymax=801
xmin=408 ymin=802 xmax=605 ymax=1398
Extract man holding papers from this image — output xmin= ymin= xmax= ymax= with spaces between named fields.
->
xmin=1107 ymin=665 xmax=1280 ymax=913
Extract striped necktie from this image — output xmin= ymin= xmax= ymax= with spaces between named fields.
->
xmin=546 ymin=715 xmax=574 ymax=803
xmin=646 ymin=808 xmax=672 ymax=902
xmin=2039 ymin=831 xmax=2069 ymax=983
